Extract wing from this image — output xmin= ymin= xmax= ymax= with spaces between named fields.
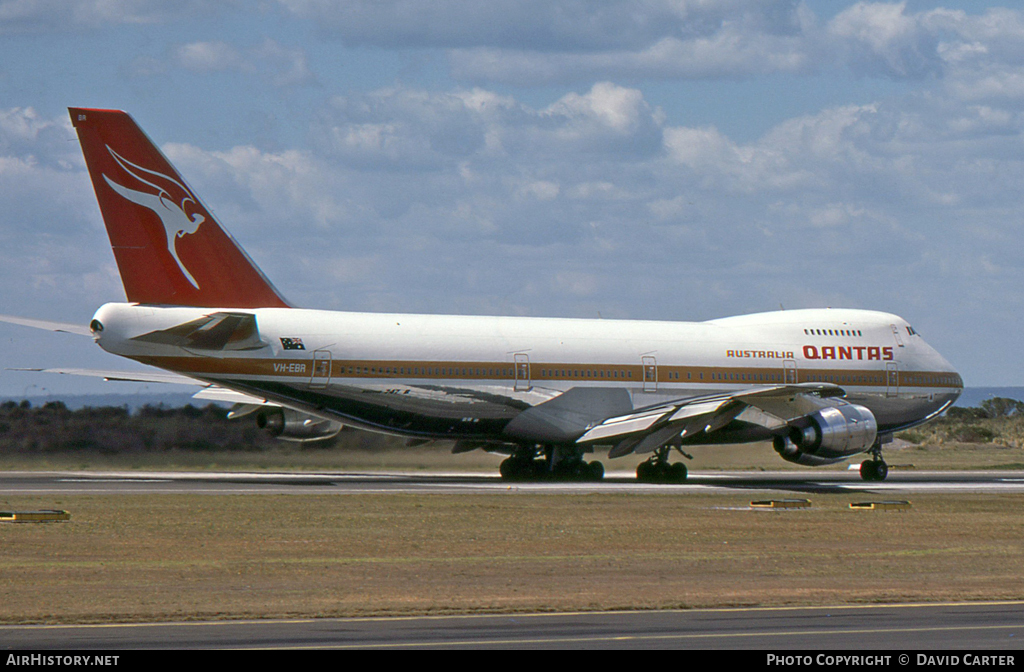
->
xmin=576 ymin=383 xmax=847 ymax=458
xmin=9 ymin=366 xmax=201 ymax=385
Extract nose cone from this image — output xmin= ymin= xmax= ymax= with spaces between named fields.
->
xmin=929 ymin=341 xmax=961 ymax=379
xmin=917 ymin=336 xmax=963 ymax=404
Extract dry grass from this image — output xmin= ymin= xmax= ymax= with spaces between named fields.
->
xmin=4 ymin=437 xmax=1024 ymax=474
xmin=900 ymin=414 xmax=1024 ymax=449
xmin=1 ymin=493 xmax=1023 ymax=624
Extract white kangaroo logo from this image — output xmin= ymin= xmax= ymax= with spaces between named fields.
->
xmin=102 ymin=146 xmax=205 ymax=289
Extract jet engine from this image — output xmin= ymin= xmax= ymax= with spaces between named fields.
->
xmin=256 ymin=408 xmax=343 ymax=442
xmin=773 ymin=403 xmax=877 ymax=466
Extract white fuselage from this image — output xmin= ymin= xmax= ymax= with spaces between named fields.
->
xmin=90 ymin=303 xmax=962 ymax=446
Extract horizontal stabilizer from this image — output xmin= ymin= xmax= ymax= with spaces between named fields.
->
xmin=132 ymin=312 xmax=267 ymax=351
xmin=0 ymin=314 xmax=92 ymax=337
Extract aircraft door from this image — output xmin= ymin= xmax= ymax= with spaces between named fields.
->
xmin=890 ymin=324 xmax=905 ymax=347
xmin=310 ymin=350 xmax=332 ymax=389
xmin=784 ymin=359 xmax=798 ymax=384
xmin=514 ymin=353 xmax=531 ymax=392
xmin=886 ymin=362 xmax=899 ymax=398
xmin=642 ymin=356 xmax=657 ymax=392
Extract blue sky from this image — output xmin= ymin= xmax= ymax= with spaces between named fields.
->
xmin=2 ymin=0 xmax=1023 ymax=397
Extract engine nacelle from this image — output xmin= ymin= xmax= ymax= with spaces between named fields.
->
xmin=256 ymin=408 xmax=343 ymax=442
xmin=774 ymin=403 xmax=878 ymax=466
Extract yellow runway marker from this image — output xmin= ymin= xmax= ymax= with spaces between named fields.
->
xmin=0 ymin=510 xmax=70 ymax=523
xmin=750 ymin=499 xmax=811 ymax=509
xmin=850 ymin=501 xmax=911 ymax=511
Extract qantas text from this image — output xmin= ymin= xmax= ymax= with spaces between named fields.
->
xmin=802 ymin=345 xmax=893 ymax=361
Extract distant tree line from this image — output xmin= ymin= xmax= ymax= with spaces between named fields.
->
xmin=0 ymin=400 xmax=290 ymax=454
xmin=946 ymin=397 xmax=1024 ymax=421
xmin=901 ymin=397 xmax=1024 ymax=446
xmin=3 ymin=396 xmax=1022 ymax=454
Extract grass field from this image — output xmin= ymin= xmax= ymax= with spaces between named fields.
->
xmin=2 ymin=436 xmax=1024 ymax=473
xmin=2 ymin=492 xmax=1023 ymax=624
xmin=3 ymin=429 xmax=1023 ymax=625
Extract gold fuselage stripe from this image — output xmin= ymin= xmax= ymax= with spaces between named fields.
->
xmin=133 ymin=355 xmax=964 ymax=390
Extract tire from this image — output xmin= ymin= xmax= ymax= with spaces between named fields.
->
xmin=500 ymin=456 xmax=535 ymax=481
xmin=860 ymin=460 xmax=888 ymax=482
xmin=500 ymin=457 xmax=524 ymax=481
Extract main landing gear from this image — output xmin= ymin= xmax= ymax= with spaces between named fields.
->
xmin=500 ymin=446 xmax=604 ymax=482
xmin=636 ymin=445 xmax=690 ymax=484
xmin=859 ymin=440 xmax=889 ymax=482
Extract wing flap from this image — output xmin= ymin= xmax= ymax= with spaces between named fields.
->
xmin=576 ymin=408 xmax=672 ymax=443
xmin=631 ymin=425 xmax=688 ymax=455
xmin=191 ymin=386 xmax=269 ymax=406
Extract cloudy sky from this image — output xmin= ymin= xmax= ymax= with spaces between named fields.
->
xmin=1 ymin=0 xmax=1021 ymax=397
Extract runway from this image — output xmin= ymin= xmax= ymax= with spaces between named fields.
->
xmin=1 ymin=602 xmax=1022 ymax=650
xmin=4 ymin=469 xmax=1023 ymax=650
xmin=3 ymin=468 xmax=1024 ymax=496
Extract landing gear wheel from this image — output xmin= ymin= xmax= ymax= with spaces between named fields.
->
xmin=500 ymin=456 xmax=532 ymax=481
xmin=858 ymin=437 xmax=890 ymax=482
xmin=859 ymin=459 xmax=889 ymax=482
xmin=500 ymin=451 xmax=546 ymax=481
xmin=553 ymin=459 xmax=605 ymax=482
xmin=636 ymin=458 xmax=688 ymax=483
xmin=669 ymin=461 xmax=688 ymax=483
xmin=636 ymin=460 xmax=656 ymax=482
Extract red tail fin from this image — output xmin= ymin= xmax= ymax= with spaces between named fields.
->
xmin=70 ymin=108 xmax=290 ymax=308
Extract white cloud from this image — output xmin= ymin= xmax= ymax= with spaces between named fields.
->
xmin=449 ymin=30 xmax=812 ymax=84
xmin=0 ymin=0 xmax=234 ymax=32
xmin=548 ymin=82 xmax=648 ymax=134
xmin=283 ymin=0 xmax=817 ymax=83
xmin=162 ymin=39 xmax=315 ymax=87
xmin=110 ymin=77 xmax=1017 ymax=337
xmin=276 ymin=1 xmax=1024 ymax=95
xmin=174 ymin=41 xmax=247 ymax=72
xmin=9 ymin=0 xmax=1024 ymax=387
xmin=828 ymin=2 xmax=944 ymax=79
xmin=312 ymin=82 xmax=664 ymax=174
xmin=278 ymin=0 xmax=806 ymax=50
xmin=0 ymin=107 xmax=122 ymax=333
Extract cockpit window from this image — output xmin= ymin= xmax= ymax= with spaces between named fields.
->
xmin=907 ymin=326 xmax=918 ymax=336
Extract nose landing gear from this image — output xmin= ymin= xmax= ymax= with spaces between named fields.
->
xmin=859 ymin=439 xmax=889 ymax=482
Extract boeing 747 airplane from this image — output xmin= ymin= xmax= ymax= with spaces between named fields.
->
xmin=1 ymin=108 xmax=964 ymax=482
